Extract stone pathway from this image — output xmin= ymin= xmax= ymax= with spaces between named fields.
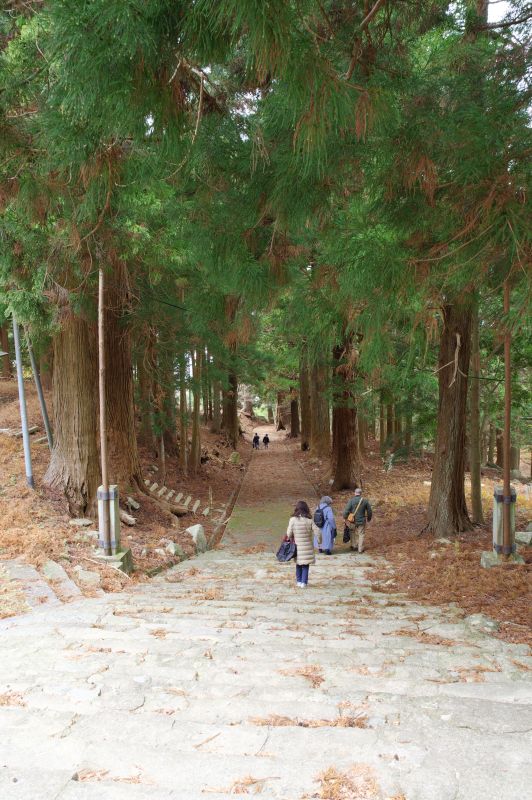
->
xmin=1 ymin=443 xmax=531 ymax=799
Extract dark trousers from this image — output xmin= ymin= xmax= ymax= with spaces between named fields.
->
xmin=296 ymin=564 xmax=309 ymax=584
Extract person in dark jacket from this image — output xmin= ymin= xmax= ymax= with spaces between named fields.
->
xmin=252 ymin=433 xmax=260 ymax=449
xmin=262 ymin=434 xmax=270 ymax=449
xmin=343 ymin=487 xmax=372 ymax=553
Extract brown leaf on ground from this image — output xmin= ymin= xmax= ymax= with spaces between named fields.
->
xmin=204 ymin=774 xmax=278 ymax=794
xmin=75 ymin=769 xmax=110 ymax=782
xmin=250 ymin=712 xmax=369 ymax=729
xmin=280 ymin=664 xmax=324 ymax=688
xmin=384 ymin=628 xmax=460 ymax=647
xmin=150 ymin=628 xmax=167 ymax=639
xmin=306 ymin=765 xmax=381 ymax=799
xmin=456 ymin=663 xmax=501 ymax=683
xmin=0 ymin=691 xmax=26 ymax=707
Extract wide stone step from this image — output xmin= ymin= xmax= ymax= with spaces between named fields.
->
xmin=2 ymin=560 xmax=61 ymax=610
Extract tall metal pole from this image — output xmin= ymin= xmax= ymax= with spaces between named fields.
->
xmin=98 ymin=268 xmax=111 ymax=556
xmin=26 ymin=333 xmax=53 ymax=451
xmin=502 ymin=278 xmax=512 ymax=557
xmin=12 ymin=315 xmax=34 ymax=489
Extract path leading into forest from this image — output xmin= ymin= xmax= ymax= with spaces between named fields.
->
xmin=1 ymin=439 xmax=531 ymax=799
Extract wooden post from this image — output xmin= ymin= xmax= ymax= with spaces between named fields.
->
xmin=98 ymin=268 xmax=111 ymax=556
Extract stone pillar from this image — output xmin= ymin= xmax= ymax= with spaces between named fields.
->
xmin=97 ymin=484 xmax=121 ymax=554
xmin=492 ymin=485 xmax=516 ymax=554
xmin=481 ymin=484 xmax=523 ymax=568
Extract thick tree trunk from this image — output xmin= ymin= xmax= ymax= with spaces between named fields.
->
xmin=179 ymin=355 xmax=188 ymax=475
xmin=243 ymin=396 xmax=255 ymax=417
xmin=428 ymin=300 xmax=473 ymax=535
xmin=1 ymin=324 xmax=12 ymax=378
xmin=190 ymin=350 xmax=202 ymax=474
xmin=222 ymin=371 xmax=239 ymax=449
xmin=310 ymin=361 xmax=330 ymax=457
xmin=136 ymin=328 xmax=155 ymax=448
xmin=266 ymin=404 xmax=274 ymax=424
xmin=104 ymin=263 xmax=143 ymax=492
xmin=290 ymin=393 xmax=300 ymax=438
xmin=275 ymin=391 xmax=290 ymax=430
xmin=510 ymin=444 xmax=520 ymax=472
xmin=44 ymin=315 xmax=99 ymax=515
xmin=210 ymin=380 xmax=222 ymax=434
xmin=393 ymin=414 xmax=403 ymax=449
xmin=469 ymin=296 xmax=484 ymax=524
xmin=39 ymin=342 xmax=53 ymax=390
xmin=331 ymin=343 xmax=358 ymax=490
xmin=299 ymin=350 xmax=311 ymax=450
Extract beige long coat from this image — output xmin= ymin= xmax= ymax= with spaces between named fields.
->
xmin=287 ymin=516 xmax=320 ymax=566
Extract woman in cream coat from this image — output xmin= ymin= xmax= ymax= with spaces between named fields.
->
xmin=287 ymin=500 xmax=320 ymax=587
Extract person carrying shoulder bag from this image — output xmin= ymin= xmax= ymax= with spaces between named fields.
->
xmin=343 ymin=487 xmax=372 ymax=553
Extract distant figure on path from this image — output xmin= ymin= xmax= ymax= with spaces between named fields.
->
xmin=313 ymin=495 xmax=337 ymax=555
xmin=343 ymin=487 xmax=372 ymax=553
xmin=252 ymin=433 xmax=260 ymax=449
xmin=287 ymin=501 xmax=320 ymax=587
xmin=262 ymin=434 xmax=270 ymax=449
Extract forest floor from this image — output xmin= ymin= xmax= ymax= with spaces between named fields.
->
xmin=1 ymin=377 xmax=530 ymax=646
xmin=0 ymin=433 xmax=531 ymax=800
xmin=0 ymin=378 xmax=250 ymax=598
xmin=289 ymin=436 xmax=532 ymax=647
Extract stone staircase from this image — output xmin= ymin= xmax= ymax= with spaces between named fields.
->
xmin=1 ymin=548 xmax=531 ymax=800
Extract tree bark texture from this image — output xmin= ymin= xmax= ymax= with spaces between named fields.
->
xmin=310 ymin=361 xmax=330 ymax=457
xmin=290 ymin=393 xmax=300 ymax=438
xmin=331 ymin=343 xmax=358 ymax=490
xmin=39 ymin=342 xmax=53 ymax=390
xmin=104 ymin=263 xmax=143 ymax=492
xmin=275 ymin=391 xmax=290 ymax=431
xmin=469 ymin=296 xmax=484 ymax=524
xmin=1 ymin=324 xmax=12 ymax=378
xmin=44 ymin=314 xmax=99 ymax=515
xmin=190 ymin=349 xmax=202 ymax=473
xmin=179 ymin=355 xmax=188 ymax=475
xmin=210 ymin=380 xmax=222 ymax=434
xmin=299 ymin=350 xmax=311 ymax=450
xmin=428 ymin=301 xmax=473 ymax=535
xmin=136 ymin=327 xmax=155 ymax=448
xmin=222 ymin=371 xmax=239 ymax=449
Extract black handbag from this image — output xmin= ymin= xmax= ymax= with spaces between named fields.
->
xmin=276 ymin=537 xmax=297 ymax=562
xmin=342 ymin=525 xmax=351 ymax=544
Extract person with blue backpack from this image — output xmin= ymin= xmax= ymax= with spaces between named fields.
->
xmin=313 ymin=496 xmax=337 ymax=555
